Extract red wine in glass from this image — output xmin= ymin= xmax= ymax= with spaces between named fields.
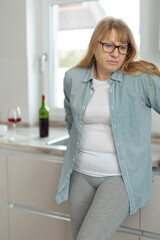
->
xmin=8 ymin=118 xmax=21 ymax=123
xmin=8 ymin=107 xmax=21 ymax=141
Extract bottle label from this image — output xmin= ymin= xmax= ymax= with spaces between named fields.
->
xmin=39 ymin=118 xmax=49 ymax=137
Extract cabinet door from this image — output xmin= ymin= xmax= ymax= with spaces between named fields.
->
xmin=9 ymin=207 xmax=72 ymax=240
xmin=140 ymin=238 xmax=155 ymax=240
xmin=112 ymin=211 xmax=139 ymax=240
xmin=8 ymin=155 xmax=69 ymax=215
xmin=141 ymin=175 xmax=160 ymax=234
xmin=0 ymin=154 xmax=9 ymax=240
xmin=120 ymin=211 xmax=139 ymax=229
xmin=113 ymin=232 xmax=139 ymax=240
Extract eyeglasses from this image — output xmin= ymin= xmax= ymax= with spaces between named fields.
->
xmin=99 ymin=41 xmax=131 ymax=55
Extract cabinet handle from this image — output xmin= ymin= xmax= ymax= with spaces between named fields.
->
xmin=8 ymin=202 xmax=70 ymax=221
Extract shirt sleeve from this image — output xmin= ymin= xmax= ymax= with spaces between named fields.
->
xmin=63 ymin=71 xmax=73 ymax=133
xmin=143 ymin=74 xmax=160 ymax=114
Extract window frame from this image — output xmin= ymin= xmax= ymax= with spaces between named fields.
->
xmin=41 ymin=0 xmax=98 ymax=122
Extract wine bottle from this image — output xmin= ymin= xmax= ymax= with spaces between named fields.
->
xmin=39 ymin=95 xmax=49 ymax=138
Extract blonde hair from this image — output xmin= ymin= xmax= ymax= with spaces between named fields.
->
xmin=76 ymin=17 xmax=160 ymax=76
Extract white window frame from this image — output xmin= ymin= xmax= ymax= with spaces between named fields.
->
xmin=41 ymin=0 xmax=98 ymax=122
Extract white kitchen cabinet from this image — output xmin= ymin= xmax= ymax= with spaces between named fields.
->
xmin=120 ymin=211 xmax=139 ymax=229
xmin=113 ymin=231 xmax=139 ymax=240
xmin=140 ymin=238 xmax=155 ymax=240
xmin=141 ymin=175 xmax=160 ymax=235
xmin=7 ymin=153 xmax=71 ymax=240
xmin=9 ymin=207 xmax=72 ymax=240
xmin=0 ymin=154 xmax=9 ymax=240
xmin=112 ymin=211 xmax=140 ymax=240
xmin=7 ymin=154 xmax=69 ymax=215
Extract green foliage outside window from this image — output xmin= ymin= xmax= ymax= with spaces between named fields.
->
xmin=59 ymin=50 xmax=85 ymax=67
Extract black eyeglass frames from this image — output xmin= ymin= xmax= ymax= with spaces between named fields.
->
xmin=99 ymin=41 xmax=131 ymax=55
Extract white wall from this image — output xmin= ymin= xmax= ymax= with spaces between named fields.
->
xmin=0 ymin=0 xmax=42 ymax=126
xmin=140 ymin=0 xmax=160 ymax=133
xmin=140 ymin=0 xmax=160 ymax=65
xmin=0 ymin=0 xmax=29 ymax=124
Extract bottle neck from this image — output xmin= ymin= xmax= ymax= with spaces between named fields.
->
xmin=42 ymin=100 xmax=45 ymax=108
xmin=42 ymin=95 xmax=45 ymax=108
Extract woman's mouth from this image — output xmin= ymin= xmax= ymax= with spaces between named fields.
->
xmin=107 ymin=60 xmax=118 ymax=64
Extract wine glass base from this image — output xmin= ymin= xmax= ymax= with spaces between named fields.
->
xmin=8 ymin=136 xmax=18 ymax=142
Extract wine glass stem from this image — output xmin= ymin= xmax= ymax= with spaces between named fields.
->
xmin=13 ymin=123 xmax=16 ymax=139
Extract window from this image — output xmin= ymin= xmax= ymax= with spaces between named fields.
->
xmin=50 ymin=1 xmax=104 ymax=108
xmin=42 ymin=0 xmax=140 ymax=120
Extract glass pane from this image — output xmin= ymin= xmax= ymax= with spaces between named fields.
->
xmin=50 ymin=0 xmax=140 ymax=108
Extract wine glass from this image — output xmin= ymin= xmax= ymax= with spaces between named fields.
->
xmin=8 ymin=107 xmax=21 ymax=141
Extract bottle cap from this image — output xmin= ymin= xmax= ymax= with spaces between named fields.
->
xmin=42 ymin=95 xmax=45 ymax=101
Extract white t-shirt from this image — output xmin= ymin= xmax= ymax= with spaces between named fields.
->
xmin=74 ymin=78 xmax=121 ymax=177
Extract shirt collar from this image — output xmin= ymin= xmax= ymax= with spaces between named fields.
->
xmin=82 ymin=65 xmax=95 ymax=83
xmin=82 ymin=65 xmax=123 ymax=83
xmin=110 ymin=68 xmax=123 ymax=82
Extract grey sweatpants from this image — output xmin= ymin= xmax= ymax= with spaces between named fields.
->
xmin=69 ymin=170 xmax=129 ymax=240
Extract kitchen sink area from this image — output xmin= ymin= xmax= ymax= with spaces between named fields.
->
xmin=46 ymin=134 xmax=69 ymax=150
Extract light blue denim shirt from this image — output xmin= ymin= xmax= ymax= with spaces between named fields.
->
xmin=56 ymin=65 xmax=160 ymax=215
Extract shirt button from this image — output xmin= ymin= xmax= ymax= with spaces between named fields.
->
xmin=90 ymin=91 xmax=93 ymax=94
xmin=80 ymin=124 xmax=82 ymax=128
xmin=77 ymin=141 xmax=79 ymax=145
xmin=83 ymin=106 xmax=86 ymax=109
xmin=72 ymin=157 xmax=75 ymax=161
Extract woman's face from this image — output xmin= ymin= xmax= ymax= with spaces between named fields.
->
xmin=93 ymin=29 xmax=127 ymax=80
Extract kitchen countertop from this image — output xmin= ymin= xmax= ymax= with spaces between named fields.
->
xmin=0 ymin=126 xmax=160 ymax=168
xmin=0 ymin=127 xmax=68 ymax=156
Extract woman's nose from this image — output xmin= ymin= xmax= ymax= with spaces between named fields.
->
xmin=110 ymin=47 xmax=119 ymax=57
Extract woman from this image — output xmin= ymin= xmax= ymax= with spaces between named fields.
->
xmin=56 ymin=17 xmax=160 ymax=240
